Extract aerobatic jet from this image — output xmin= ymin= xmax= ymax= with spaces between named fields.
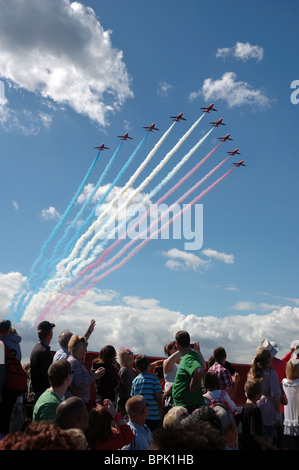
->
xmin=117 ymin=132 xmax=133 ymax=140
xmin=233 ymin=160 xmax=246 ymax=167
xmin=143 ymin=123 xmax=159 ymax=132
xmin=210 ymin=118 xmax=225 ymax=127
xmin=94 ymin=144 xmax=109 ymax=151
xmin=218 ymin=134 xmax=232 ymax=142
xmin=200 ymin=103 xmax=217 ymax=113
xmin=170 ymin=113 xmax=186 ymax=122
xmin=227 ymin=148 xmax=241 ymax=156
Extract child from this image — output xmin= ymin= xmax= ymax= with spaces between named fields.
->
xmin=282 ymin=358 xmax=299 ymax=449
xmin=240 ymin=379 xmax=278 ymax=450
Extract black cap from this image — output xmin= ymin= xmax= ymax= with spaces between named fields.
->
xmin=0 ymin=319 xmax=12 ymax=333
xmin=37 ymin=321 xmax=55 ymax=332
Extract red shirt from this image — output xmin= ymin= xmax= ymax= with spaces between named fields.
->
xmin=94 ymin=423 xmax=134 ymax=450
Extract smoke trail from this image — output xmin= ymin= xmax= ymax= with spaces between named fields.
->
xmin=74 ymin=141 xmax=224 ymax=283
xmin=53 ymin=166 xmax=236 ymax=315
xmin=35 ymin=140 xmax=223 ymax=323
xmin=54 ymin=120 xmax=177 ymax=276
xmin=60 ymin=113 xmax=207 ymax=278
xmin=73 ymin=126 xmax=215 ymax=276
xmin=10 ymin=149 xmax=103 ymax=318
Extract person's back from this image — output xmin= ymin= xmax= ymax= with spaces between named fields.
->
xmin=30 ymin=321 xmax=55 ymax=398
xmin=131 ymin=355 xmax=162 ymax=431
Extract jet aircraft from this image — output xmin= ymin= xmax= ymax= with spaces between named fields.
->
xmin=210 ymin=118 xmax=225 ymax=127
xmin=218 ymin=134 xmax=232 ymax=142
xmin=117 ymin=132 xmax=133 ymax=140
xmin=170 ymin=113 xmax=186 ymax=122
xmin=143 ymin=123 xmax=159 ymax=132
xmin=94 ymin=144 xmax=109 ymax=151
xmin=200 ymin=103 xmax=217 ymax=113
xmin=233 ymin=160 xmax=246 ymax=167
xmin=227 ymin=148 xmax=241 ymax=156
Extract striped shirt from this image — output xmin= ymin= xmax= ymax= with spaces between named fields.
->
xmin=131 ymin=372 xmax=162 ymax=421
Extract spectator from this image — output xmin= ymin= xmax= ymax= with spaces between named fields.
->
xmin=29 ymin=321 xmax=55 ymax=401
xmin=203 ymin=371 xmax=236 ymax=414
xmin=163 ymin=406 xmax=188 ymax=428
xmin=32 ymin=359 xmax=72 ymax=423
xmin=172 ymin=330 xmax=205 ymax=413
xmin=0 ymin=422 xmax=80 ymax=450
xmin=208 ymin=346 xmax=239 ymax=400
xmin=85 ymin=399 xmax=134 ymax=450
xmin=282 ymin=358 xmax=299 ymax=449
xmin=53 ymin=319 xmax=96 ymax=362
xmin=213 ymin=403 xmax=238 ymax=450
xmin=65 ymin=335 xmax=105 ymax=407
xmin=116 ymin=347 xmax=137 ymax=415
xmin=131 ymin=355 xmax=163 ymax=431
xmin=162 ymin=341 xmax=180 ymax=414
xmin=247 ymin=346 xmax=281 ymax=447
xmin=241 ymin=379 xmax=278 ymax=450
xmin=122 ymin=395 xmax=154 ymax=450
xmin=92 ymin=345 xmax=119 ymax=405
xmin=56 ymin=396 xmax=89 ymax=432
xmin=281 ymin=340 xmax=299 ymax=363
xmin=0 ymin=319 xmax=24 ymax=436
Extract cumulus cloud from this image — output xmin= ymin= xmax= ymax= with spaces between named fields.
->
xmin=189 ymin=72 xmax=270 ymax=109
xmin=0 ymin=0 xmax=133 ymax=129
xmin=216 ymin=42 xmax=264 ymax=62
xmin=202 ymin=72 xmax=270 ymax=109
xmin=1 ymin=271 xmax=298 ymax=364
xmin=157 ymin=81 xmax=173 ymax=97
xmin=41 ymin=206 xmax=61 ymax=220
xmin=202 ymin=248 xmax=234 ymax=264
xmin=162 ymin=248 xmax=210 ymax=272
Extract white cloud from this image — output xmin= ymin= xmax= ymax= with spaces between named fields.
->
xmin=12 ymin=200 xmax=19 ymax=211
xmin=162 ymin=248 xmax=210 ymax=272
xmin=41 ymin=206 xmax=61 ymax=220
xmin=1 ymin=271 xmax=299 ymax=364
xmin=0 ymin=0 xmax=133 ymax=129
xmin=202 ymin=248 xmax=234 ymax=264
xmin=157 ymin=81 xmax=173 ymax=97
xmin=201 ymin=72 xmax=270 ymax=109
xmin=233 ymin=301 xmax=256 ymax=311
xmin=216 ymin=42 xmax=264 ymax=62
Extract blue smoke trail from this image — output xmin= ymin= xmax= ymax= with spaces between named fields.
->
xmin=11 ymin=148 xmax=102 ymax=318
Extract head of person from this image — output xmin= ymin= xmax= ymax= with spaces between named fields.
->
xmin=175 ymin=330 xmax=191 ymax=349
xmin=47 ymin=359 xmax=72 ymax=389
xmin=98 ymin=345 xmax=116 ymax=364
xmin=58 ymin=330 xmax=73 ymax=349
xmin=85 ymin=405 xmax=114 ymax=449
xmin=213 ymin=346 xmax=227 ymax=364
xmin=68 ymin=335 xmax=88 ymax=361
xmin=244 ymin=379 xmax=263 ymax=402
xmin=163 ymin=406 xmax=188 ymax=428
xmin=135 ymin=354 xmax=150 ymax=373
xmin=125 ymin=395 xmax=149 ymax=423
xmin=37 ymin=321 xmax=55 ymax=343
xmin=164 ymin=340 xmax=178 ymax=357
xmin=0 ymin=319 xmax=11 ymax=336
xmin=56 ymin=397 xmax=89 ymax=431
xmin=116 ymin=347 xmax=134 ymax=368
xmin=212 ymin=404 xmax=237 ymax=447
xmin=182 ymin=405 xmax=222 ymax=435
xmin=286 ymin=357 xmax=299 ymax=380
xmin=204 ymin=371 xmax=220 ymax=391
xmin=249 ymin=346 xmax=272 ymax=379
xmin=0 ymin=422 xmax=80 ymax=450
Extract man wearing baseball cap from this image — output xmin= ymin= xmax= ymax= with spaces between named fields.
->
xmin=30 ymin=321 xmax=55 ymax=402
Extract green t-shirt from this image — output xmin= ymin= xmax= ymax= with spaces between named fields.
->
xmin=32 ymin=388 xmax=63 ymax=423
xmin=172 ymin=350 xmax=204 ymax=407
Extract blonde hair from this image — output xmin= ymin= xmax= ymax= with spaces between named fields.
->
xmin=68 ymin=335 xmax=88 ymax=357
xmin=163 ymin=406 xmax=188 ymax=428
xmin=286 ymin=358 xmax=299 ymax=380
xmin=116 ymin=348 xmax=133 ymax=367
xmin=248 ymin=347 xmax=271 ymax=380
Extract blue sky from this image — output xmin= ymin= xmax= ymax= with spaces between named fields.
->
xmin=0 ymin=0 xmax=298 ymax=363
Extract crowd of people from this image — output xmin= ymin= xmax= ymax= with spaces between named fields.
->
xmin=1 ymin=317 xmax=299 ymax=451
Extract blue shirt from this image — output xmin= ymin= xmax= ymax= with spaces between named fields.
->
xmin=131 ymin=372 xmax=162 ymax=421
xmin=122 ymin=420 xmax=153 ymax=450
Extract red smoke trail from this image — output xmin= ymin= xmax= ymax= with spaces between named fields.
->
xmin=57 ymin=165 xmax=236 ymax=314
